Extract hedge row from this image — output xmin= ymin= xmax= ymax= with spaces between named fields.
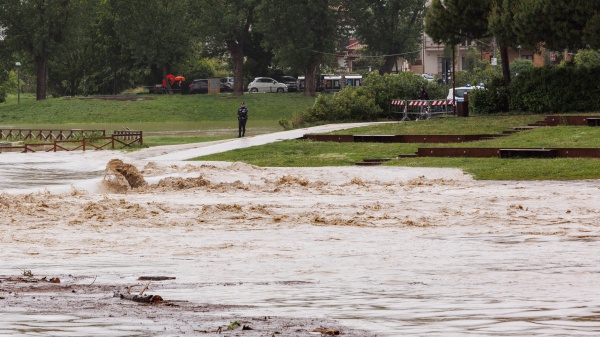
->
xmin=472 ymin=64 xmax=600 ymax=114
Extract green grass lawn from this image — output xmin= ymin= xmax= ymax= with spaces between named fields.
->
xmin=196 ymin=116 xmax=600 ymax=180
xmin=0 ymin=92 xmax=315 ymax=124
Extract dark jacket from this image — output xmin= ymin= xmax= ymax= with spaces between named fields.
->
xmin=237 ymin=106 xmax=248 ymax=120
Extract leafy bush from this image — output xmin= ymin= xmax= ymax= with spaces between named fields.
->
xmin=281 ymin=86 xmax=382 ymax=128
xmin=574 ymin=49 xmax=600 ymax=68
xmin=510 ymin=58 xmax=535 ymax=78
xmin=510 ymin=64 xmax=600 ymax=113
xmin=362 ymin=72 xmax=448 ymax=110
xmin=362 ymin=72 xmax=426 ymax=109
xmin=311 ymin=87 xmax=382 ymax=120
xmin=470 ymin=76 xmax=509 ymax=114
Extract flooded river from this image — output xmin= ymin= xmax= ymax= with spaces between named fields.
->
xmin=0 ymin=133 xmax=599 ymax=336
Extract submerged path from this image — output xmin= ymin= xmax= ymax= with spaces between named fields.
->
xmin=0 ymin=122 xmax=392 ymax=193
xmin=138 ymin=122 xmax=391 ymax=162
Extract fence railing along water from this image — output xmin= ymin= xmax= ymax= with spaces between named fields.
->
xmin=0 ymin=129 xmax=143 ymax=153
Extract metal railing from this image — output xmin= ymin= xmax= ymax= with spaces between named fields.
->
xmin=389 ymin=99 xmax=454 ymax=121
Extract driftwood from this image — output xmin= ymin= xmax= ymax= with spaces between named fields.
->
xmin=313 ymin=328 xmax=340 ymax=335
xmin=119 ymin=293 xmax=163 ymax=304
xmin=137 ymin=276 xmax=176 ymax=281
xmin=115 ymin=280 xmax=163 ymax=304
xmin=4 ymin=276 xmax=60 ymax=283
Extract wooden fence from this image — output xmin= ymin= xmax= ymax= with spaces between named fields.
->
xmin=0 ymin=130 xmax=142 ymax=153
xmin=0 ymin=129 xmax=106 ymax=141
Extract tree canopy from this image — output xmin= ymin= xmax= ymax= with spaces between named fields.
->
xmin=1 ymin=0 xmax=600 ymax=100
xmin=347 ymin=0 xmax=427 ymax=75
xmin=256 ymin=0 xmax=341 ymax=95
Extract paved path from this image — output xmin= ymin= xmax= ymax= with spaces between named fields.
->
xmin=143 ymin=122 xmax=392 ymax=161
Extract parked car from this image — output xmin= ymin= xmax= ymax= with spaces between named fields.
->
xmin=421 ymin=73 xmax=434 ymax=82
xmin=279 ymin=76 xmax=298 ymax=92
xmin=447 ymin=84 xmax=484 ymax=102
xmin=189 ymin=79 xmax=209 ymax=94
xmin=247 ymin=77 xmax=288 ymax=93
xmin=220 ymin=77 xmax=234 ymax=92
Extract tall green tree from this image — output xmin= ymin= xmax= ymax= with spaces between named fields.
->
xmin=487 ymin=0 xmax=520 ymax=85
xmin=196 ymin=0 xmax=258 ymax=96
xmin=425 ymin=0 xmax=518 ymax=86
xmin=256 ymin=0 xmax=341 ymax=96
xmin=47 ymin=0 xmax=104 ymax=96
xmin=513 ymin=0 xmax=600 ymax=51
xmin=0 ymin=0 xmax=79 ymax=100
xmin=83 ymin=1 xmax=143 ymax=95
xmin=109 ymin=0 xmax=196 ymax=95
xmin=346 ymin=0 xmax=427 ymax=75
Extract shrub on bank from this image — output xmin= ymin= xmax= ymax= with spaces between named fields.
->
xmin=280 ymin=87 xmax=382 ymax=129
xmin=280 ymin=72 xmax=454 ymax=128
xmin=470 ymin=76 xmax=509 ymax=114
xmin=510 ymin=64 xmax=600 ymax=113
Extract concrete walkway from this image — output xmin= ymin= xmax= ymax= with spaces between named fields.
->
xmin=145 ymin=122 xmax=392 ymax=161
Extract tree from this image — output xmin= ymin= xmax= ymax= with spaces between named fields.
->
xmin=426 ymin=0 xmax=518 ymax=86
xmin=513 ymin=0 xmax=600 ymax=51
xmin=196 ymin=0 xmax=259 ymax=96
xmin=109 ymin=0 xmax=196 ymax=95
xmin=488 ymin=0 xmax=520 ymax=85
xmin=425 ymin=0 xmax=491 ymax=46
xmin=346 ymin=0 xmax=427 ymax=75
xmin=256 ymin=0 xmax=341 ymax=96
xmin=0 ymin=0 xmax=79 ymax=100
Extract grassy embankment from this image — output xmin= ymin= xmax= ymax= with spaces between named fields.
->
xmin=0 ymin=92 xmax=315 ymax=146
xmin=1 ymin=93 xmax=599 ymax=180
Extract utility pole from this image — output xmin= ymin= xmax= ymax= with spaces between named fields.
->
xmin=15 ymin=62 xmax=21 ymax=104
xmin=493 ymin=37 xmax=498 ymax=72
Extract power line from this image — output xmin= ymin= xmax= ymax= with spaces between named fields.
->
xmin=309 ymin=49 xmax=421 ymax=58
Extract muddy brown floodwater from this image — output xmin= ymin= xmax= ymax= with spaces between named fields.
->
xmin=1 ymin=145 xmax=599 ymax=336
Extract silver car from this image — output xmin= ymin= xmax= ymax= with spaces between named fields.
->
xmin=248 ymin=77 xmax=288 ymax=93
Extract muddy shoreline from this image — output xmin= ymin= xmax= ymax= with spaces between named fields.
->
xmin=1 ymin=275 xmax=377 ymax=336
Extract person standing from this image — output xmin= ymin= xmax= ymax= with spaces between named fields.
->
xmin=418 ymin=86 xmax=429 ymax=100
xmin=417 ymin=86 xmax=430 ymax=115
xmin=237 ymin=102 xmax=248 ymax=138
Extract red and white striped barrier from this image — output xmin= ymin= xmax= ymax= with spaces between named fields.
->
xmin=407 ymin=100 xmax=429 ymax=106
xmin=391 ymin=99 xmax=454 ymax=106
xmin=429 ymin=100 xmax=454 ymax=106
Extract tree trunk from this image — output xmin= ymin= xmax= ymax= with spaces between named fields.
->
xmin=162 ymin=64 xmax=173 ymax=95
xmin=304 ymin=66 xmax=317 ymax=97
xmin=500 ymin=45 xmax=511 ymax=86
xmin=379 ymin=55 xmax=397 ymax=75
xmin=229 ymin=41 xmax=245 ymax=97
xmin=35 ymin=55 xmax=47 ymax=100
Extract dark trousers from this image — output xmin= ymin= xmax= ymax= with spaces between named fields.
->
xmin=238 ymin=118 xmax=247 ymax=137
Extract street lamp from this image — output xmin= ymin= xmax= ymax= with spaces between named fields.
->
xmin=15 ymin=62 xmax=21 ymax=104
